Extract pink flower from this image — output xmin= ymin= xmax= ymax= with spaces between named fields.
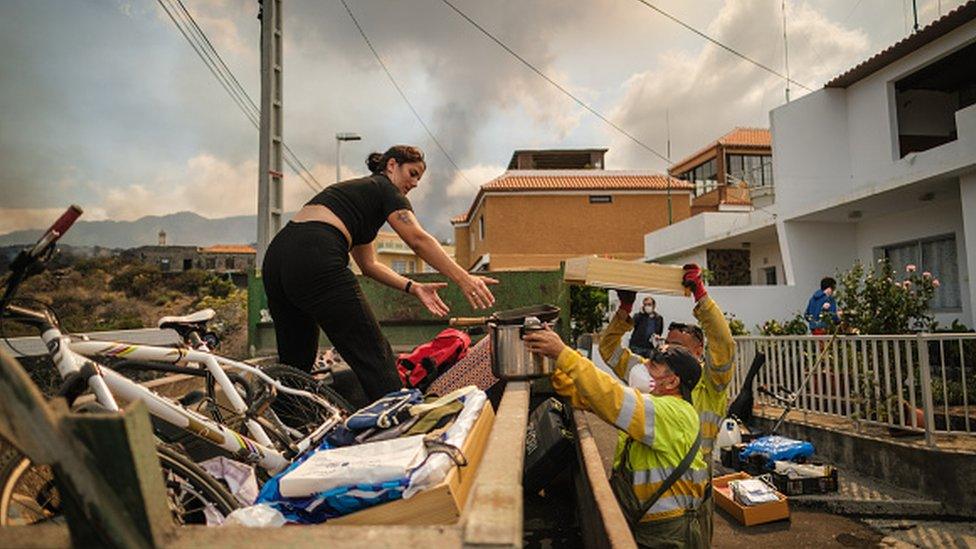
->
xmin=906 ymin=264 xmax=917 ymax=272
xmin=922 ymin=271 xmax=932 ymax=278
xmin=903 ymin=280 xmax=912 ymax=289
xmin=822 ymin=302 xmax=831 ymax=310
xmin=933 ymin=279 xmax=941 ymax=288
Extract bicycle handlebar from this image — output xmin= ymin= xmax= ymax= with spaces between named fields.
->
xmin=28 ymin=205 xmax=83 ymax=259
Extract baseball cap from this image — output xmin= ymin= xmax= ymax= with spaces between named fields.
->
xmin=649 ymin=345 xmax=702 ymax=403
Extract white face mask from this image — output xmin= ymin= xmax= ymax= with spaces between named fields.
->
xmin=627 ymin=364 xmax=656 ymax=394
xmin=643 ymin=306 xmax=655 ymax=314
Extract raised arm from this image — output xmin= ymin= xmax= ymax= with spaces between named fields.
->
xmin=387 ymin=208 xmax=497 ymax=310
xmin=684 ymin=265 xmax=735 ymax=393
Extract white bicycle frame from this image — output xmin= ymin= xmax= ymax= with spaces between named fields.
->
xmin=39 ymin=326 xmax=341 ymax=475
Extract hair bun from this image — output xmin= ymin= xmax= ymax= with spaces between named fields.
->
xmin=366 ymin=152 xmax=384 ymax=174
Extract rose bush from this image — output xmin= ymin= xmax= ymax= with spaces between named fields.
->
xmin=835 ymin=259 xmax=939 ymax=334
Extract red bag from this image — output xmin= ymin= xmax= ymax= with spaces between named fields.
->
xmin=396 ymin=328 xmax=471 ymax=391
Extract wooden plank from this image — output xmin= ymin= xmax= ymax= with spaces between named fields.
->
xmin=571 ymin=410 xmax=636 ymax=549
xmin=332 ymin=402 xmax=496 ymax=525
xmin=168 ymin=524 xmax=462 ymax=548
xmin=462 ymin=382 xmax=530 ymax=548
xmin=0 ymin=348 xmax=165 ymax=549
xmin=564 ymin=256 xmax=688 ymax=296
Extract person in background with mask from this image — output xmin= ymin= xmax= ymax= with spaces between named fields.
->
xmin=629 ymin=296 xmax=664 ymax=358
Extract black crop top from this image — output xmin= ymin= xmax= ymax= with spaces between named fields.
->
xmin=305 ymin=174 xmax=412 ymax=246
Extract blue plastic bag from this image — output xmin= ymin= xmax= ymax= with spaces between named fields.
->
xmin=739 ymin=435 xmax=814 ymax=469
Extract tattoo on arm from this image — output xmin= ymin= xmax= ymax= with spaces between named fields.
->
xmin=396 ymin=210 xmax=413 ymax=225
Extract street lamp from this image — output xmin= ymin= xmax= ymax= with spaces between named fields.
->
xmin=335 ymin=132 xmax=362 ymax=183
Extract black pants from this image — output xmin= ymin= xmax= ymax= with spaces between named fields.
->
xmin=262 ymin=221 xmax=402 ymax=403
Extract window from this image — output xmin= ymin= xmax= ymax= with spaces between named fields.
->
xmin=225 ymin=257 xmax=235 ymax=270
xmin=763 ymin=266 xmax=777 ymax=285
xmin=706 ymin=249 xmax=750 ymax=286
xmin=160 ymin=258 xmax=170 ymax=272
xmin=880 ymin=234 xmax=960 ymax=310
xmin=895 ymin=41 xmax=976 ymax=157
xmin=183 ymin=258 xmax=193 ymax=271
xmin=392 ymin=260 xmax=409 ymax=274
xmin=589 ymin=195 xmax=612 ymax=204
xmin=479 ymin=216 xmax=485 ymax=241
xmin=206 ymin=258 xmax=216 ymax=270
xmin=687 ymin=158 xmax=718 ymax=196
xmin=726 ymin=154 xmax=774 ymax=187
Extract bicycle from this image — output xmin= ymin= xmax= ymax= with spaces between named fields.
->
xmin=0 ymin=206 xmax=346 ymax=524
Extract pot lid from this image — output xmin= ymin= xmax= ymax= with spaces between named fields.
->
xmin=490 ymin=304 xmax=561 ymax=325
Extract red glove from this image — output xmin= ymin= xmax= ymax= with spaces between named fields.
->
xmin=683 ymin=264 xmax=707 ymax=301
xmin=616 ymin=289 xmax=637 ymax=313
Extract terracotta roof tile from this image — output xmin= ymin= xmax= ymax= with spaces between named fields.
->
xmin=669 ymin=127 xmax=771 ymax=175
xmin=450 ymin=170 xmax=690 ymax=224
xmin=826 ymin=1 xmax=976 ymax=88
xmin=201 ymin=244 xmax=255 ymax=254
xmin=717 ymin=128 xmax=771 ymax=148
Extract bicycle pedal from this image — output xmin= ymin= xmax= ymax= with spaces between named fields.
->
xmin=178 ymin=390 xmax=206 ymax=407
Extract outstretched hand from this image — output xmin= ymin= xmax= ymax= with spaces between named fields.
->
xmin=460 ymin=275 xmax=499 ymax=310
xmin=412 ymin=281 xmax=450 ymax=317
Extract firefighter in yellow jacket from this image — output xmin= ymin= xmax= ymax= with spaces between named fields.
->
xmin=524 ymin=264 xmax=734 ymax=548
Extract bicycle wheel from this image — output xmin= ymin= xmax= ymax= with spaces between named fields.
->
xmin=0 ymin=445 xmax=238 ymax=526
xmin=260 ymin=363 xmax=355 ymax=436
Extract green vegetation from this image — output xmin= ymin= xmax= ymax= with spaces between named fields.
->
xmin=570 ymin=285 xmax=608 ymax=342
xmin=4 ymin=254 xmax=249 ymax=358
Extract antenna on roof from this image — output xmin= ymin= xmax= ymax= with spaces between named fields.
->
xmin=666 ymin=108 xmax=673 ymax=225
xmin=912 ymin=0 xmax=920 ymax=32
xmin=782 ymin=0 xmax=791 ymax=103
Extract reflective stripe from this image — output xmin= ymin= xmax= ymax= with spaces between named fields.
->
xmin=644 ymin=494 xmax=702 ymax=516
xmin=610 ymin=346 xmax=625 ymax=367
xmin=710 ymin=360 xmax=733 ymax=373
xmin=614 ymin=390 xmax=638 ymax=432
xmin=632 ymin=466 xmax=710 ymax=486
xmin=640 ymin=395 xmax=656 ymax=446
xmin=699 ymin=410 xmax=722 ymax=426
xmin=624 ymin=355 xmax=642 ymax=378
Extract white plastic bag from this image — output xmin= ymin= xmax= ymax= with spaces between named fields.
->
xmin=200 ymin=456 xmax=259 ymax=506
xmin=224 ymin=504 xmax=287 ymax=528
xmin=279 ymin=435 xmax=427 ymax=498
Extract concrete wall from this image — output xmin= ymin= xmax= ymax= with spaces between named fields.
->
xmin=749 ymin=240 xmax=784 ymax=286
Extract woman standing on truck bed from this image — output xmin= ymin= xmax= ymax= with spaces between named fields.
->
xmin=262 ymin=145 xmax=497 ymax=402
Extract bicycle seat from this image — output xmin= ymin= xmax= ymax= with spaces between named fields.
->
xmin=158 ymin=308 xmax=216 ymax=330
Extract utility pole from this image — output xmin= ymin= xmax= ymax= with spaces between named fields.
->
xmin=335 ymin=132 xmax=362 ymax=184
xmin=257 ymin=0 xmax=283 ymax=270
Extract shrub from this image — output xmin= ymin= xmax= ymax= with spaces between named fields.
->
xmin=570 ymin=285 xmax=609 ymax=342
xmin=725 ymin=313 xmax=748 ymax=336
xmin=757 ymin=313 xmax=808 ymax=336
xmin=835 ymin=259 xmax=939 ymax=334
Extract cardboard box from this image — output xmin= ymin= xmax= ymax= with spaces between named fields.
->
xmin=563 ymin=256 xmax=688 ymax=295
xmin=331 ymin=401 xmax=495 ymax=525
xmin=712 ymin=472 xmax=790 ymax=526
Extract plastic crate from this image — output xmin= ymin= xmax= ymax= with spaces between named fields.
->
xmin=769 ymin=466 xmax=839 ymax=496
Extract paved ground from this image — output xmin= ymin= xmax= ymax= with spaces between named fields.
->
xmin=582 ymin=411 xmax=976 ymax=548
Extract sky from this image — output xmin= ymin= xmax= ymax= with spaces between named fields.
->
xmin=0 ymin=0 xmax=967 ymax=241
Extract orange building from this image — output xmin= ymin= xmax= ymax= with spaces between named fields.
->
xmin=668 ymin=128 xmax=772 ymax=215
xmin=451 ymin=150 xmax=693 ymax=271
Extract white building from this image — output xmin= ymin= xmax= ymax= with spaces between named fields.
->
xmin=644 ymin=2 xmax=976 ymax=331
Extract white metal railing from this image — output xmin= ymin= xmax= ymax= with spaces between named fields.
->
xmin=731 ymin=334 xmax=976 ymax=446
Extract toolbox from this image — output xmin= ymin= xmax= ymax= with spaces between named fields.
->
xmin=769 ymin=466 xmax=839 ymax=496
xmin=523 ymin=397 xmax=576 ymax=494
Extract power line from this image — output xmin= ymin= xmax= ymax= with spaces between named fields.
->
xmin=155 ymin=0 xmax=324 ymax=192
xmin=631 ymin=0 xmax=814 ymax=92
xmin=437 ymin=0 xmax=672 ymax=165
xmin=337 ymin=0 xmax=475 ymax=190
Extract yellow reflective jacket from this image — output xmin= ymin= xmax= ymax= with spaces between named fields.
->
xmin=551 ymin=296 xmax=735 ymax=522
